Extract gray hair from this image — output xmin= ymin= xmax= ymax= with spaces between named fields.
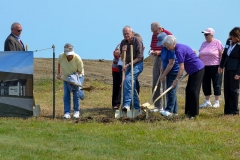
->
xmin=11 ymin=22 xmax=21 ymax=29
xmin=151 ymin=22 xmax=161 ymax=30
xmin=64 ymin=43 xmax=74 ymax=52
xmin=163 ymin=35 xmax=177 ymax=45
xmin=133 ymin=32 xmax=143 ymax=41
xmin=123 ymin=26 xmax=133 ymax=32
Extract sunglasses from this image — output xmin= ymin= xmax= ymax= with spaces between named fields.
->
xmin=204 ymin=33 xmax=210 ymax=36
xmin=15 ymin=29 xmax=22 ymax=32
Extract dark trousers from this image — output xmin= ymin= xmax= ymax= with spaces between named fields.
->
xmin=224 ymin=70 xmax=240 ymax=115
xmin=112 ymin=71 xmax=121 ymax=107
xmin=185 ymin=68 xmax=205 ymax=117
xmin=202 ymin=65 xmax=222 ymax=96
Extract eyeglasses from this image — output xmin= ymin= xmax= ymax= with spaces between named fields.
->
xmin=14 ymin=29 xmax=22 ymax=32
xmin=204 ymin=34 xmax=210 ymax=36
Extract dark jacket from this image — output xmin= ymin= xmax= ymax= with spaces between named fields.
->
xmin=220 ymin=40 xmax=240 ymax=75
xmin=4 ymin=33 xmax=25 ymax=51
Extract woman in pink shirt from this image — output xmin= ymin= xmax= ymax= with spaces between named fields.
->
xmin=199 ymin=28 xmax=224 ymax=108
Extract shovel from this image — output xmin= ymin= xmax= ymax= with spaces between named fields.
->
xmin=141 ymin=73 xmax=188 ymax=117
xmin=147 ymin=71 xmax=162 ymax=110
xmin=127 ymin=45 xmax=135 ymax=118
xmin=115 ymin=50 xmax=126 ymax=119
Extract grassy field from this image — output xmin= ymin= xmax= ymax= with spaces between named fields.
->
xmin=1 ymin=59 xmax=240 ymax=159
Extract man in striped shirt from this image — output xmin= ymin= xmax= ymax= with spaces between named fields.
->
xmin=150 ymin=22 xmax=172 ymax=112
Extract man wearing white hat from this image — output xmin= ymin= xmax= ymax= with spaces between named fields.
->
xmin=57 ymin=43 xmax=84 ymax=119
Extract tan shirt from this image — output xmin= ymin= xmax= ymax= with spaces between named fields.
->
xmin=58 ymin=52 xmax=84 ymax=79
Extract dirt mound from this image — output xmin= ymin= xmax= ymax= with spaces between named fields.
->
xmin=72 ymin=113 xmax=187 ymax=124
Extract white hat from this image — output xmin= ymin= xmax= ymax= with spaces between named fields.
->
xmin=202 ymin=28 xmax=215 ymax=35
xmin=64 ymin=43 xmax=74 ymax=56
xmin=64 ymin=50 xmax=74 ymax=56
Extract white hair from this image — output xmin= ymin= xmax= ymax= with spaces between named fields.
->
xmin=123 ymin=26 xmax=133 ymax=32
xmin=163 ymin=35 xmax=177 ymax=45
xmin=11 ymin=22 xmax=21 ymax=29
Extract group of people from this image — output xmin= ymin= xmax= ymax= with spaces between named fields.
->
xmin=4 ymin=22 xmax=240 ymax=119
xmin=112 ymin=22 xmax=240 ymax=119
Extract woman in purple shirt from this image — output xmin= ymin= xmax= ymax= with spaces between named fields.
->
xmin=163 ymin=35 xmax=205 ymax=119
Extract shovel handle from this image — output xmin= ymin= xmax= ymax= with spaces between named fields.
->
xmin=152 ymin=86 xmax=173 ymax=105
xmin=149 ymin=73 xmax=162 ymax=103
xmin=119 ymin=50 xmax=126 ymax=111
xmin=151 ymin=73 xmax=188 ymax=106
xmin=130 ymin=45 xmax=134 ymax=117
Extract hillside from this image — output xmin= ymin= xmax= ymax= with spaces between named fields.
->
xmin=35 ymin=56 xmax=155 ymax=87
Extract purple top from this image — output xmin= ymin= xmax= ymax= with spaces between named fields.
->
xmin=175 ymin=43 xmax=204 ymax=75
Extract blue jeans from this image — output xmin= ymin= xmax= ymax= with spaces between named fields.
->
xmin=123 ymin=62 xmax=143 ymax=109
xmin=118 ymin=65 xmax=140 ymax=94
xmin=165 ymin=73 xmax=178 ymax=113
xmin=63 ymin=76 xmax=84 ymax=114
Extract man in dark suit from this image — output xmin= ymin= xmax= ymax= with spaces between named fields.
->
xmin=4 ymin=22 xmax=25 ymax=51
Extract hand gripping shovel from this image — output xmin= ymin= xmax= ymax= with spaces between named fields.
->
xmin=115 ymin=50 xmax=126 ymax=119
xmin=141 ymin=73 xmax=188 ymax=118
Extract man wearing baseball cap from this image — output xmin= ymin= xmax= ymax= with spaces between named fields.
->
xmin=57 ymin=43 xmax=84 ymax=119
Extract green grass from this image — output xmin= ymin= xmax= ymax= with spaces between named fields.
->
xmin=1 ymin=78 xmax=240 ymax=159
xmin=0 ymin=118 xmax=240 ymax=160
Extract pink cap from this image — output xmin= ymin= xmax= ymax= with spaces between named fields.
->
xmin=202 ymin=28 xmax=215 ymax=35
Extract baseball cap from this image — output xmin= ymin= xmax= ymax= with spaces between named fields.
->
xmin=202 ymin=28 xmax=215 ymax=35
xmin=156 ymin=32 xmax=167 ymax=46
xmin=64 ymin=43 xmax=74 ymax=56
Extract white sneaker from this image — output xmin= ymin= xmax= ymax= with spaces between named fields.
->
xmin=161 ymin=111 xmax=172 ymax=117
xmin=63 ymin=113 xmax=71 ymax=119
xmin=150 ymin=108 xmax=159 ymax=112
xmin=159 ymin=109 xmax=165 ymax=114
xmin=123 ymin=106 xmax=130 ymax=111
xmin=150 ymin=108 xmax=163 ymax=112
xmin=200 ymin=100 xmax=212 ymax=108
xmin=212 ymin=101 xmax=220 ymax=108
xmin=122 ymin=106 xmax=130 ymax=116
xmin=73 ymin=111 xmax=80 ymax=118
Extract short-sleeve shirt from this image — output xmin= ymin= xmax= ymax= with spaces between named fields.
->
xmin=58 ymin=53 xmax=84 ymax=79
xmin=161 ymin=47 xmax=179 ymax=74
xmin=199 ymin=39 xmax=223 ymax=66
xmin=150 ymin=28 xmax=172 ymax=51
xmin=175 ymin=43 xmax=204 ymax=75
xmin=120 ymin=36 xmax=144 ymax=64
